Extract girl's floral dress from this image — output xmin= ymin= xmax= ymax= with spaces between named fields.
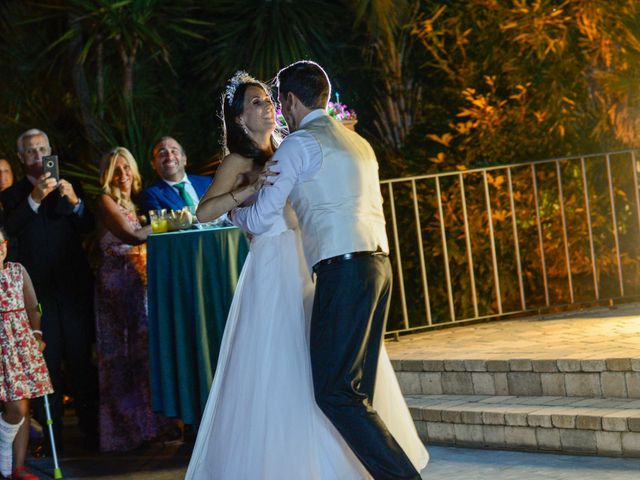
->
xmin=0 ymin=262 xmax=53 ymax=401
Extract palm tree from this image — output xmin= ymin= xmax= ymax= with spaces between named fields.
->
xmin=350 ymin=0 xmax=425 ymax=156
xmin=194 ymin=0 xmax=427 ymax=173
xmin=19 ymin=0 xmax=210 ymax=160
xmin=195 ymin=0 xmax=336 ymax=87
xmin=41 ymin=0 xmax=209 ymax=98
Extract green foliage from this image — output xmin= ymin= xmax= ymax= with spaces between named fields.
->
xmin=2 ymin=0 xmax=639 ymax=331
xmin=61 ymin=161 xmax=101 ymax=197
xmin=412 ymin=0 xmax=640 ymax=171
xmin=195 ymin=0 xmax=335 ymax=86
xmin=0 ymin=0 xmax=435 ymax=182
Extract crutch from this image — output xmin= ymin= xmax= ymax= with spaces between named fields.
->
xmin=42 ymin=395 xmax=62 ymax=479
xmin=36 ymin=304 xmax=63 ymax=479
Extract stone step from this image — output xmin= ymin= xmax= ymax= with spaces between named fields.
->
xmin=393 ymin=358 xmax=640 ymax=398
xmin=406 ymin=394 xmax=640 ymax=457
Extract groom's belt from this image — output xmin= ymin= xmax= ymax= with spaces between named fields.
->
xmin=313 ymin=248 xmax=388 ymax=272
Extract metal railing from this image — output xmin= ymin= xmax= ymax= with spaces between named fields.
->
xmin=381 ymin=150 xmax=640 ymax=335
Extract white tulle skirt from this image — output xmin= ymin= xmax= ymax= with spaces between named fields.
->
xmin=186 ymin=228 xmax=428 ymax=480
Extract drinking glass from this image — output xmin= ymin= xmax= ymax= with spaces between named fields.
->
xmin=149 ymin=209 xmax=168 ymax=233
xmin=178 ymin=207 xmax=194 ymax=229
xmin=158 ymin=209 xmax=169 ymax=232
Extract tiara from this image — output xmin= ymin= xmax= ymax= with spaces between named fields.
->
xmin=225 ymin=70 xmax=258 ymax=105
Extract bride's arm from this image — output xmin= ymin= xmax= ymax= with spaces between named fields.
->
xmin=196 ymin=154 xmax=257 ymax=223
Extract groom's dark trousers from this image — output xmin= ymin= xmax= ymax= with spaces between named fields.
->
xmin=311 ymin=253 xmax=421 ymax=480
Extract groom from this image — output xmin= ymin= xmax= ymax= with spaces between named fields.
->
xmin=232 ymin=61 xmax=420 ymax=480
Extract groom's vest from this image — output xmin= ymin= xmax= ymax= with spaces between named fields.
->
xmin=289 ymin=114 xmax=390 ymax=269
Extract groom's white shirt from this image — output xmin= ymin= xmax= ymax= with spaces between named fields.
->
xmin=232 ymin=109 xmax=324 ymax=234
xmin=232 ymin=108 xmax=389 ymax=269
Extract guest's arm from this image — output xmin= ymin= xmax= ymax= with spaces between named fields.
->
xmin=196 ymin=154 xmax=270 ymax=223
xmin=22 ymin=265 xmax=44 ymax=351
xmin=96 ymin=194 xmax=152 ymax=245
xmin=63 ymin=179 xmax=95 ymax=234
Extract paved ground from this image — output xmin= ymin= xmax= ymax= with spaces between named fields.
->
xmin=25 ymin=421 xmax=191 ymax=479
xmin=22 ymin=305 xmax=640 ymax=478
xmin=386 ymin=303 xmax=640 ymax=361
xmin=26 ymin=442 xmax=640 ymax=479
xmin=421 ymin=445 xmax=640 ymax=480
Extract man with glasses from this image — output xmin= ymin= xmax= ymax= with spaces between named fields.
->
xmin=0 ymin=128 xmax=98 ymax=455
xmin=139 ymin=137 xmax=212 ymax=216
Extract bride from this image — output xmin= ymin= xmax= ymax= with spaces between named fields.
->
xmin=185 ymin=71 xmax=428 ymax=479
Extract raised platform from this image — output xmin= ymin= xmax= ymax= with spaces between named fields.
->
xmin=387 ymin=304 xmax=640 ymax=457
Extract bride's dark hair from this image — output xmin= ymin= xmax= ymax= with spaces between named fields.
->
xmin=222 ymin=71 xmax=280 ymax=167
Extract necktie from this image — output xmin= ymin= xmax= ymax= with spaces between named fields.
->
xmin=174 ymin=181 xmax=195 ymax=208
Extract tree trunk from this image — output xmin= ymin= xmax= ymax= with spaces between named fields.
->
xmin=97 ymin=36 xmax=104 ymax=119
xmin=68 ymin=16 xmax=106 ymax=163
xmin=123 ymin=62 xmax=133 ymax=99
xmin=117 ymin=37 xmax=139 ymax=100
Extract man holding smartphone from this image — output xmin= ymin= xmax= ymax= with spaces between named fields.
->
xmin=0 ymin=128 xmax=98 ymax=455
xmin=20 ymin=135 xmax=79 ymax=210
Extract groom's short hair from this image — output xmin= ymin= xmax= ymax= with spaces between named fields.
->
xmin=277 ymin=61 xmax=331 ymax=109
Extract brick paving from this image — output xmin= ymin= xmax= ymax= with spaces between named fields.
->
xmin=388 ymin=304 xmax=640 ymax=459
xmin=386 ymin=303 xmax=640 ymax=361
xmin=422 ymin=445 xmax=640 ymax=480
xmin=405 ymin=394 xmax=640 ymax=456
xmin=27 ymin=443 xmax=640 ymax=479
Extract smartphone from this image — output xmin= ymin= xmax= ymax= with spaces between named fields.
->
xmin=42 ymin=155 xmax=59 ymax=180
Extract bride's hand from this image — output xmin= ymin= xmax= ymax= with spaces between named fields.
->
xmin=251 ymin=160 xmax=279 ymax=192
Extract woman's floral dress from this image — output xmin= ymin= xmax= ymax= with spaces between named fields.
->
xmin=0 ymin=262 xmax=53 ymax=401
xmin=95 ymin=204 xmax=167 ymax=452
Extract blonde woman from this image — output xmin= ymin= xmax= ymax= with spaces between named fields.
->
xmin=94 ymin=147 xmax=166 ymax=451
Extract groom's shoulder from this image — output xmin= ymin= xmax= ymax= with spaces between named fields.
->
xmin=284 ymin=128 xmax=311 ymax=141
xmin=280 ymin=128 xmax=319 ymax=148
xmin=277 ymin=129 xmax=314 ymax=151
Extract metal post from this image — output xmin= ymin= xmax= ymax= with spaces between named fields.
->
xmin=436 ymin=177 xmax=456 ymax=322
xmin=632 ymin=152 xmax=640 ymax=292
xmin=483 ymin=171 xmax=503 ymax=314
xmin=606 ymin=154 xmax=624 ymax=296
xmin=459 ymin=173 xmax=479 ymax=318
xmin=531 ymin=164 xmax=550 ymax=306
xmin=507 ymin=167 xmax=526 ymax=310
xmin=411 ymin=179 xmax=432 ymax=325
xmin=556 ymin=160 xmax=574 ymax=303
xmin=388 ymin=183 xmax=410 ymax=329
xmin=581 ymin=157 xmax=599 ymax=300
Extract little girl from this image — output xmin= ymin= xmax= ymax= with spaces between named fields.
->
xmin=0 ymin=227 xmax=53 ymax=480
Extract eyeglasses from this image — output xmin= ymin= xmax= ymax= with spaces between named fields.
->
xmin=23 ymin=146 xmax=50 ymax=156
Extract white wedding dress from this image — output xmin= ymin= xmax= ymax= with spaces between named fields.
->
xmin=186 ymin=205 xmax=428 ymax=480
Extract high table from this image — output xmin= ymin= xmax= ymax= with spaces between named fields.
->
xmin=146 ymin=226 xmax=250 ymax=425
